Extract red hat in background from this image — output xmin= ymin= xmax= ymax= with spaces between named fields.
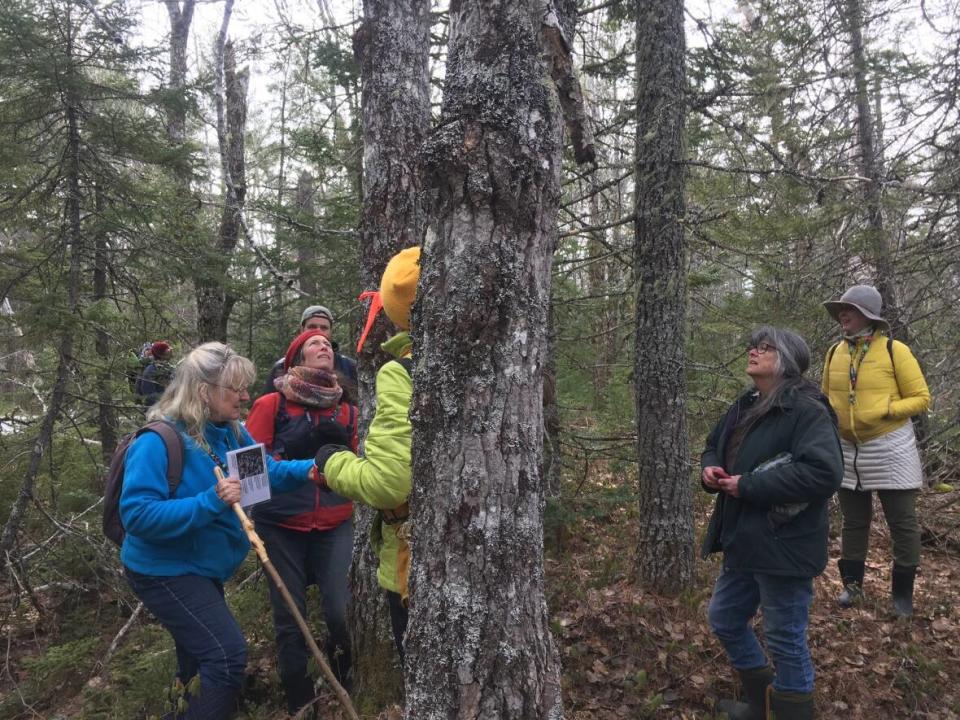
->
xmin=151 ymin=341 xmax=172 ymax=358
xmin=283 ymin=330 xmax=328 ymax=371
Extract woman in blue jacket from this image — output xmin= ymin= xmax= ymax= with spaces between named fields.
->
xmin=701 ymin=327 xmax=843 ymax=720
xmin=120 ymin=342 xmax=319 ymax=720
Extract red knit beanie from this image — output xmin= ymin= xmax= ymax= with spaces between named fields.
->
xmin=151 ymin=341 xmax=172 ymax=358
xmin=284 ymin=330 xmax=328 ymax=371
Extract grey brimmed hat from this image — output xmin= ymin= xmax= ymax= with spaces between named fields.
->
xmin=822 ymin=285 xmax=888 ymax=327
xmin=300 ymin=305 xmax=334 ymax=326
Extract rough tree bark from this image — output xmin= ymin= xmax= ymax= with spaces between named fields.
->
xmin=542 ymin=0 xmax=590 ymax=499
xmin=841 ymin=0 xmax=903 ymax=337
xmin=404 ymin=2 xmax=579 ymax=717
xmin=295 ymin=171 xmax=318 ymax=299
xmin=164 ymin=0 xmax=195 ymax=149
xmin=633 ymin=0 xmax=695 ymax=595
xmin=350 ymin=0 xmax=430 ymax=707
xmin=197 ymin=10 xmax=246 ymax=342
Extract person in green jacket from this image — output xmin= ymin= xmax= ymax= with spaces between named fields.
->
xmin=314 ymin=246 xmax=420 ymax=658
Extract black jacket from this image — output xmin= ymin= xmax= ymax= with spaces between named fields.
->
xmin=700 ymin=385 xmax=843 ymax=577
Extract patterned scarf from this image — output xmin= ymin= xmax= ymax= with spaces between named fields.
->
xmin=844 ymin=325 xmax=876 ymax=406
xmin=274 ymin=366 xmax=342 ymax=409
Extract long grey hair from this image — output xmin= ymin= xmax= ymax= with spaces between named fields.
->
xmin=147 ymin=342 xmax=255 ymax=450
xmin=726 ymin=325 xmax=822 ymax=467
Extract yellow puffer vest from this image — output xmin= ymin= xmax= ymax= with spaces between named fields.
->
xmin=821 ymin=333 xmax=930 ymax=444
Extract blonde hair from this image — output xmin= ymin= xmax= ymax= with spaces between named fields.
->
xmin=147 ymin=342 xmax=255 ymax=450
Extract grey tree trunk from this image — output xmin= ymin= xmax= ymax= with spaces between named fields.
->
xmin=351 ymin=0 xmax=430 ymax=708
xmin=841 ymin=0 xmax=902 ymax=337
xmin=541 ymin=0 xmax=589 ymax=500
xmin=633 ymin=0 xmax=695 ymax=595
xmin=405 ymin=2 xmax=569 ymax=717
xmin=197 ymin=19 xmax=246 ymax=342
xmin=296 ymin=171 xmax=317 ymax=299
xmin=164 ymin=0 xmax=195 ymax=149
xmin=543 ymin=300 xmax=562 ymax=499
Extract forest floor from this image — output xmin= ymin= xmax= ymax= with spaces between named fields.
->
xmin=4 ymin=482 xmax=959 ymax=719
xmin=275 ymin=481 xmax=960 ymax=720
xmin=548 ymin=483 xmax=960 ymax=720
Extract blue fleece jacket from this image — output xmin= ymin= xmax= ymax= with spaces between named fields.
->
xmin=120 ymin=421 xmax=314 ymax=582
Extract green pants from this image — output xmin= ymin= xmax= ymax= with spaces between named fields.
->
xmin=837 ymin=488 xmax=920 ymax=567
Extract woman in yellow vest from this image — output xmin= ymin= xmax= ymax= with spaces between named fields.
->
xmin=821 ymin=285 xmax=930 ymax=617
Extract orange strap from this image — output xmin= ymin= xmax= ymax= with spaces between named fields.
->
xmin=356 ymin=290 xmax=383 ymax=354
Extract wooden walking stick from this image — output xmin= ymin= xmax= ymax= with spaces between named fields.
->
xmin=215 ymin=468 xmax=360 ymax=720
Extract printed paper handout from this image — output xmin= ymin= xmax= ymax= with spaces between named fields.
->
xmin=227 ymin=443 xmax=271 ymax=508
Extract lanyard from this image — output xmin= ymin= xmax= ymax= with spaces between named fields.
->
xmin=847 ymin=337 xmax=872 ymax=405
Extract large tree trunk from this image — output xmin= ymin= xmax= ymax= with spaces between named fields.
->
xmin=197 ymin=18 xmax=246 ymax=342
xmin=405 ymin=3 xmax=568 ymax=717
xmin=633 ymin=0 xmax=695 ymax=595
xmin=164 ymin=0 xmax=195 ymax=149
xmin=841 ymin=0 xmax=903 ymax=337
xmin=351 ymin=0 xmax=430 ymax=708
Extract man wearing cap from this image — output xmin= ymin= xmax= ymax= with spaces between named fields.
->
xmin=261 ymin=305 xmax=358 ymax=396
xmin=821 ymin=284 xmax=931 ymax=618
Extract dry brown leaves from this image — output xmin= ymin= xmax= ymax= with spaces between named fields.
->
xmin=549 ymin=490 xmax=960 ymax=719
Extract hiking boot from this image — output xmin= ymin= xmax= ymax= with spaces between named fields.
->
xmin=768 ymin=688 xmax=814 ymax=719
xmin=716 ymin=665 xmax=773 ymax=720
xmin=891 ymin=564 xmax=916 ymax=618
xmin=280 ymin=672 xmax=316 ymax=716
xmin=837 ymin=559 xmax=865 ymax=608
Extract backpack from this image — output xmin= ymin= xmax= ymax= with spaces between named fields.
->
xmin=103 ymin=420 xmax=185 ymax=546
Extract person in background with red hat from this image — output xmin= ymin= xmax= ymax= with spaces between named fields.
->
xmin=314 ymin=246 xmax=420 ymax=661
xmin=244 ymin=330 xmax=357 ymax=714
xmin=137 ymin=341 xmax=175 ymax=406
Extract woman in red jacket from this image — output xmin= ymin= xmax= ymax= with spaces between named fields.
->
xmin=245 ymin=330 xmax=357 ymax=715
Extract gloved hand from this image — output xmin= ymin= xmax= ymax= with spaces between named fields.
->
xmin=315 ymin=443 xmax=352 ymax=475
xmin=312 ymin=416 xmax=353 ymax=448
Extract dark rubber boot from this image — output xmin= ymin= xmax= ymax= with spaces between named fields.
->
xmin=280 ymin=672 xmax=315 ymax=716
xmin=837 ymin=559 xmax=865 ymax=608
xmin=170 ymin=685 xmax=239 ymax=720
xmin=891 ymin=564 xmax=916 ymax=618
xmin=716 ymin=666 xmax=773 ymax=720
xmin=768 ymin=688 xmax=814 ymax=719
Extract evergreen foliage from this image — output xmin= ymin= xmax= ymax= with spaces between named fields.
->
xmin=0 ymin=0 xmax=957 ymax=716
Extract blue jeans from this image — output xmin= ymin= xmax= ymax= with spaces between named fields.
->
xmin=707 ymin=566 xmax=815 ymax=694
xmin=125 ymin=568 xmax=246 ymax=719
xmin=256 ymin=521 xmax=353 ymax=689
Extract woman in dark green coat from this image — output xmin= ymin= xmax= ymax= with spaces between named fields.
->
xmin=701 ymin=326 xmax=842 ymax=720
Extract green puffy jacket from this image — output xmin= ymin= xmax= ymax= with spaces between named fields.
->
xmin=324 ymin=332 xmax=412 ymax=593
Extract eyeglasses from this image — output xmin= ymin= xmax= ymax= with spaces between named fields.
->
xmin=212 ymin=383 xmax=249 ymax=395
xmin=748 ymin=342 xmax=777 ymax=355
